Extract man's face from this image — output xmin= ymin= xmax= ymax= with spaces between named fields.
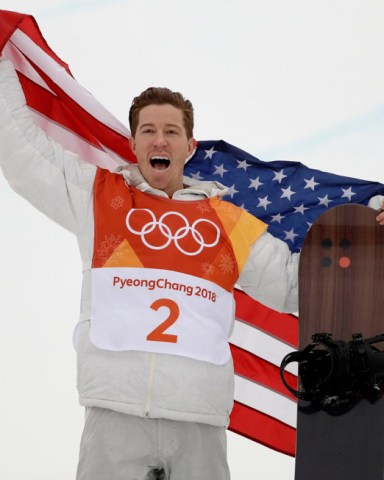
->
xmin=129 ymin=104 xmax=195 ymax=197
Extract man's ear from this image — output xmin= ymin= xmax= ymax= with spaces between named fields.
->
xmin=129 ymin=136 xmax=136 ymax=153
xmin=187 ymin=137 xmax=196 ymax=155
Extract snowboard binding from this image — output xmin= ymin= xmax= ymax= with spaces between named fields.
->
xmin=280 ymin=332 xmax=384 ymax=412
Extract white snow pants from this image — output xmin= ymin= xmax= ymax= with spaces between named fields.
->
xmin=76 ymin=407 xmax=231 ymax=480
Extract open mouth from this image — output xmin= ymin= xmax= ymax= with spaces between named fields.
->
xmin=150 ymin=156 xmax=171 ymax=170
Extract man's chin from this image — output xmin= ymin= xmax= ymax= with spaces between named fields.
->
xmin=146 ymin=175 xmax=170 ymax=193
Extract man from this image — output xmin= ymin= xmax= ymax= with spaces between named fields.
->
xmin=1 ymin=58 xmax=383 ymax=479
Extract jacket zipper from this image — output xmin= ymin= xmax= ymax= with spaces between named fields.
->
xmin=145 ymin=353 xmax=157 ymax=417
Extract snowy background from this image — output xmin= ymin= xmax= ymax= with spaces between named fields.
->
xmin=0 ymin=1 xmax=383 ymax=478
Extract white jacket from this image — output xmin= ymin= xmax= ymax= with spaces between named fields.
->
xmin=0 ymin=60 xmax=299 ymax=427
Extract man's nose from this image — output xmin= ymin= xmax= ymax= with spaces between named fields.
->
xmin=152 ymin=133 xmax=167 ymax=147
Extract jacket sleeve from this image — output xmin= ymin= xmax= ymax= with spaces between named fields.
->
xmin=237 ymin=230 xmax=299 ymax=313
xmin=0 ymin=60 xmax=96 ymax=235
xmin=368 ymin=195 xmax=384 ymax=210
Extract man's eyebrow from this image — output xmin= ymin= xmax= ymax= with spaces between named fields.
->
xmin=165 ymin=124 xmax=182 ymax=131
xmin=138 ymin=122 xmax=182 ymax=130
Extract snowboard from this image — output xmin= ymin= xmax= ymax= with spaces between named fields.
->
xmin=285 ymin=204 xmax=384 ymax=479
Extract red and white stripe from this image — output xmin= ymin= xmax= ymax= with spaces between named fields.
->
xmin=229 ymin=290 xmax=297 ymax=454
xmin=0 ymin=10 xmax=298 ymax=457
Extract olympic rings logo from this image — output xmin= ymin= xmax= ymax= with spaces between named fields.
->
xmin=126 ymin=208 xmax=221 ymax=256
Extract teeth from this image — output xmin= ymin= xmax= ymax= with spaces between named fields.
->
xmin=151 ymin=156 xmax=169 ymax=161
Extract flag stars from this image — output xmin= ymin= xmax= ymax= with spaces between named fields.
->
xmin=237 ymin=159 xmax=251 ymax=171
xmin=280 ymin=185 xmax=296 ymax=201
xmin=271 ymin=213 xmax=285 ymax=223
xmin=341 ymin=187 xmax=356 ymax=201
xmin=273 ymin=169 xmax=287 ymax=183
xmin=189 ymin=171 xmax=204 ymax=181
xmin=293 ymin=204 xmax=309 ymax=215
xmin=226 ymin=184 xmax=239 ymax=198
xmin=318 ymin=194 xmax=333 ymax=208
xmin=284 ymin=228 xmax=299 ymax=243
xmin=249 ymin=176 xmax=264 ymax=191
xmin=204 ymin=146 xmax=217 ymax=160
xmin=257 ymin=196 xmax=272 ymax=210
xmin=304 ymin=176 xmax=320 ymax=191
xmin=213 ymin=163 xmax=228 ymax=178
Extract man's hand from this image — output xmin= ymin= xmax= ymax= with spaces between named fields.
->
xmin=376 ymin=202 xmax=384 ymax=225
xmin=368 ymin=195 xmax=384 ymax=224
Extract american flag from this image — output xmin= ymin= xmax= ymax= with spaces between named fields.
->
xmin=185 ymin=140 xmax=384 ymax=253
xmin=2 ymin=9 xmax=384 ymax=457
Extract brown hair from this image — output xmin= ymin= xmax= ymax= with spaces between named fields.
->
xmin=129 ymin=87 xmax=194 ymax=139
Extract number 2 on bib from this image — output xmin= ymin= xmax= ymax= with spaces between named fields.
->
xmin=147 ymin=298 xmax=179 ymax=343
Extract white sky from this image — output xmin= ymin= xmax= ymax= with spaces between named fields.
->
xmin=0 ymin=1 xmax=383 ymax=478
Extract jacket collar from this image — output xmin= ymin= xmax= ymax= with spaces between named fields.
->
xmin=115 ymin=164 xmax=228 ymax=200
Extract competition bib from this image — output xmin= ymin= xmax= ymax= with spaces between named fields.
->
xmin=90 ymin=171 xmax=267 ymax=365
xmin=91 ymin=267 xmax=234 ymax=365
